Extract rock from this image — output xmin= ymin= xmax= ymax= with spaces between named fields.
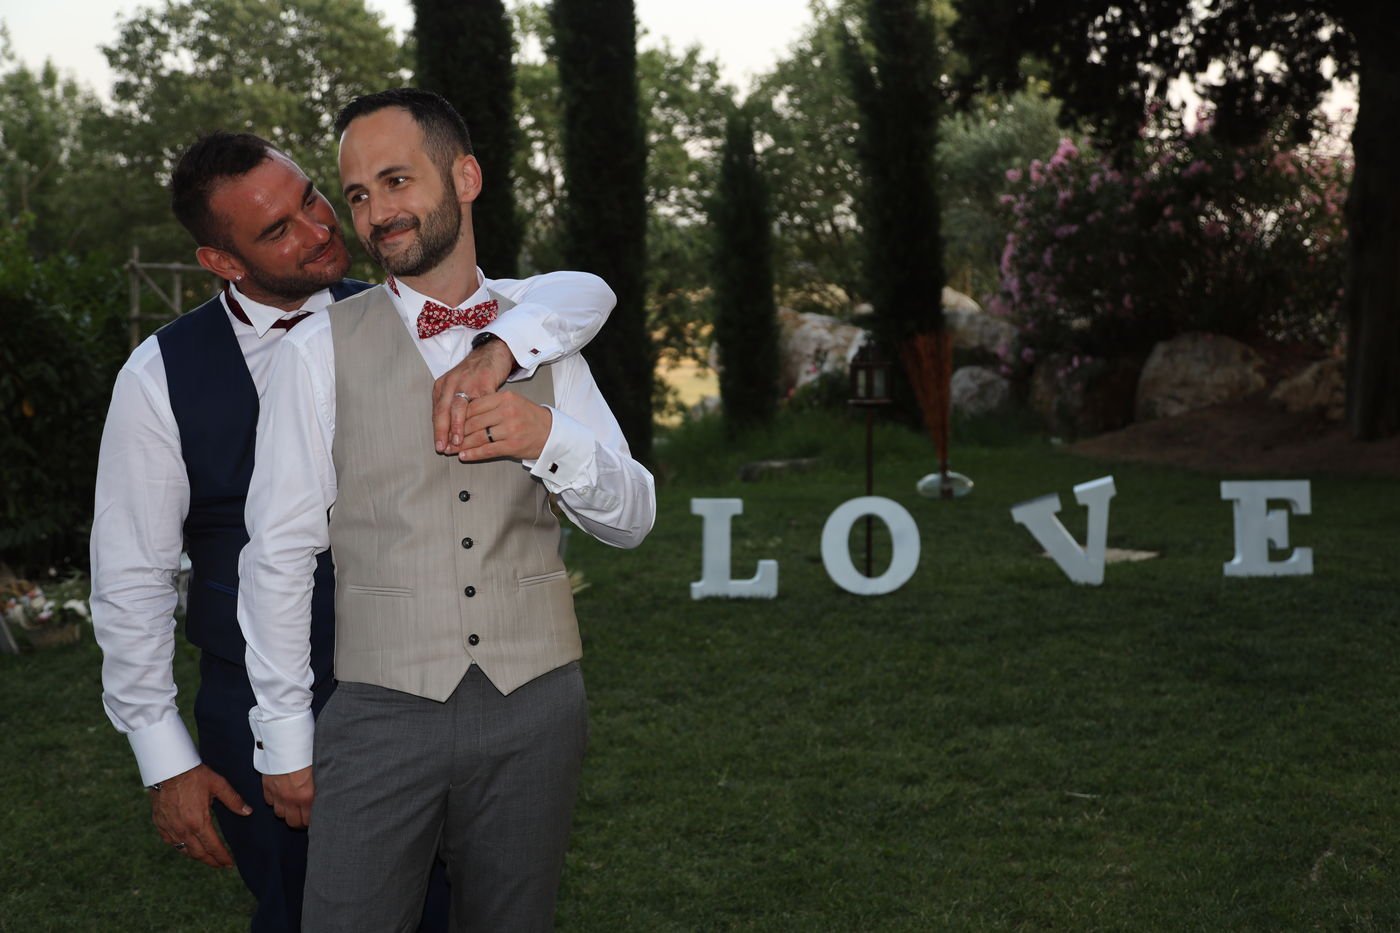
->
xmin=950 ymin=366 xmax=1011 ymax=417
xmin=738 ymin=457 xmax=823 ymax=482
xmin=774 ymin=308 xmax=867 ymax=395
xmin=939 ymin=287 xmax=1017 ymax=356
xmin=1271 ymin=358 xmax=1345 ymax=422
xmin=942 ymin=286 xmax=981 ymax=315
xmin=1029 ymin=354 xmax=1142 ymax=437
xmin=1135 ymin=333 xmax=1265 ymax=422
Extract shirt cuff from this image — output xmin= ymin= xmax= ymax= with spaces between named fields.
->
xmin=248 ymin=709 xmax=315 ymax=774
xmin=484 ymin=305 xmax=562 ymax=380
xmin=525 ymin=407 xmax=597 ymax=493
xmin=128 ymin=716 xmax=202 ymax=787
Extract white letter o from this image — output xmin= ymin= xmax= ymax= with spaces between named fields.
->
xmin=820 ymin=497 xmax=920 ymax=596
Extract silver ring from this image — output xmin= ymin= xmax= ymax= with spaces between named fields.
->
xmin=453 ymin=391 xmax=471 ymax=401
xmin=173 ymin=842 xmax=188 ymax=851
xmin=486 ymin=425 xmax=495 ymax=444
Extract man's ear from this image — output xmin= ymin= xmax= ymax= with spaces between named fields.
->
xmin=453 ymin=155 xmax=483 ymax=206
xmin=195 ymin=245 xmax=244 ymax=284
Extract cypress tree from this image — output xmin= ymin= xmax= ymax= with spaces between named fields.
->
xmin=842 ymin=0 xmax=945 ymax=348
xmin=711 ymin=109 xmax=779 ymax=433
xmin=550 ymin=0 xmax=652 ymax=463
xmin=413 ymin=0 xmax=522 ymax=277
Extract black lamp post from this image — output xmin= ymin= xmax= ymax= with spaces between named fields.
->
xmin=848 ymin=343 xmax=892 ymax=576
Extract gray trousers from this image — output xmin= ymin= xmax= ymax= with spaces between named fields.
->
xmin=304 ymin=662 xmax=588 ymax=932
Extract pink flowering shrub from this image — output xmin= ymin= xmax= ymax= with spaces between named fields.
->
xmin=991 ymin=108 xmax=1351 ymax=367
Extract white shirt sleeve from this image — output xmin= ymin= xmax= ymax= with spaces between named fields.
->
xmin=484 ymin=271 xmax=616 ymax=378
xmin=237 ymin=316 xmax=338 ymax=775
xmin=90 ymin=345 xmax=200 ymax=787
xmin=525 ymin=353 xmax=656 ymax=549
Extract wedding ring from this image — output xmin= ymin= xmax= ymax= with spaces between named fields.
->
xmin=453 ymin=392 xmax=471 ymax=401
xmin=486 ymin=426 xmax=495 ymax=444
xmin=173 ymin=842 xmax=188 ymax=850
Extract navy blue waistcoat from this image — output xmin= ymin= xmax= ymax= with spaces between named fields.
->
xmin=156 ymin=280 xmax=373 ymax=672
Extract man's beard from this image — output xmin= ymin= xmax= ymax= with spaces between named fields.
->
xmin=235 ymin=232 xmax=348 ymax=303
xmin=364 ymin=186 xmax=462 ymax=278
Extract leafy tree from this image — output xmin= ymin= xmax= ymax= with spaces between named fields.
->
xmin=954 ymin=0 xmax=1399 ymax=438
xmin=842 ymin=0 xmax=946 ymax=348
xmin=711 ymin=109 xmax=779 ymax=432
xmin=99 ymin=0 xmax=407 ymax=263
xmin=551 ymin=0 xmax=652 ymax=461
xmin=938 ymin=88 xmax=1066 ymax=299
xmin=751 ymin=0 xmax=1006 ymax=316
xmin=413 ymin=0 xmax=521 ymax=277
xmin=0 ymin=36 xmax=116 ymax=259
xmin=639 ymin=41 xmax=734 ymax=366
xmin=748 ymin=15 xmax=865 ymax=315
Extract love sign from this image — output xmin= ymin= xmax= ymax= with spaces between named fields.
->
xmin=690 ymin=479 xmax=1313 ymax=598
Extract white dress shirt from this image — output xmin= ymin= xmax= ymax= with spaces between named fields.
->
xmin=238 ymin=273 xmax=656 ymax=775
xmin=91 ymin=271 xmax=615 ymax=787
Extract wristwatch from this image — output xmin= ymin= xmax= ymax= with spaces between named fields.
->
xmin=471 ymin=331 xmax=520 ymax=376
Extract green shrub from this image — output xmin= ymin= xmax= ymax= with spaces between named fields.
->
xmin=0 ymin=219 xmax=125 ymax=572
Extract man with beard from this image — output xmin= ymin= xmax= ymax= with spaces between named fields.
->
xmin=91 ymin=131 xmax=615 ymax=931
xmin=238 ymin=88 xmax=655 ymax=931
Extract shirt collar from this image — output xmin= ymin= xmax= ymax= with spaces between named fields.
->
xmin=223 ymin=280 xmax=336 ymax=338
xmin=383 ymin=267 xmax=490 ymax=331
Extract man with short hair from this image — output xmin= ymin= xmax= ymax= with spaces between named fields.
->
xmin=91 ymin=130 xmax=614 ymax=931
xmin=238 ymin=88 xmax=655 ymax=931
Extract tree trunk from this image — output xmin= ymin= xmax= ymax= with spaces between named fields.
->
xmin=1344 ymin=36 xmax=1400 ymax=439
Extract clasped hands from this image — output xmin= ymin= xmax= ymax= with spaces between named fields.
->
xmin=431 ymin=336 xmax=553 ymax=462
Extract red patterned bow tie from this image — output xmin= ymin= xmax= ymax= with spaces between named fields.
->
xmin=416 ymin=298 xmax=499 ymax=339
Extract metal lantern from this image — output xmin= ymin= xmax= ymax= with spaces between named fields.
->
xmin=848 ymin=344 xmax=892 ymax=407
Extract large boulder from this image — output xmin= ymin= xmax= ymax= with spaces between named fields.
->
xmin=773 ymin=308 xmax=867 ymax=395
xmin=1270 ymin=358 xmax=1345 ymax=422
xmin=1029 ymin=355 xmax=1141 ymax=437
xmin=940 ymin=287 xmax=1017 ymax=356
xmin=950 ymin=366 xmax=1011 ymax=417
xmin=763 ymin=289 xmax=1015 ymax=397
xmin=1135 ymin=333 xmax=1265 ymax=422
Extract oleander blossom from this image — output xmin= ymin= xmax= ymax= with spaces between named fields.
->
xmin=992 ymin=102 xmax=1350 ymax=373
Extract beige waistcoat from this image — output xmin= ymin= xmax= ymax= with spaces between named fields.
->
xmin=328 ymin=286 xmax=580 ymax=701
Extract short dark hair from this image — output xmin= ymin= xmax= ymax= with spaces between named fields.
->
xmin=170 ymin=132 xmax=278 ymax=249
xmin=333 ymin=88 xmax=474 ymax=182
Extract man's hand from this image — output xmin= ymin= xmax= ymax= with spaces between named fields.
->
xmin=455 ymin=391 xmax=554 ymax=462
xmin=149 ymin=763 xmax=251 ymax=868
xmin=262 ymin=766 xmax=316 ymax=829
xmin=432 ymin=338 xmax=517 ymax=454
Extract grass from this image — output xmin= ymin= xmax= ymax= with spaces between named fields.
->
xmin=4 ymin=409 xmax=1399 ymax=931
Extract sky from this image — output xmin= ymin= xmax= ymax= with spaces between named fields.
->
xmin=0 ymin=0 xmax=817 ymax=98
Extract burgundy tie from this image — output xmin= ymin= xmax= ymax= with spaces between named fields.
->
xmin=224 ymin=284 xmax=312 ymax=331
xmin=416 ymin=298 xmax=499 ymax=339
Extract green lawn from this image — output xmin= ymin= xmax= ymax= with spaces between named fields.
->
xmin=4 ymin=412 xmax=1398 ymax=931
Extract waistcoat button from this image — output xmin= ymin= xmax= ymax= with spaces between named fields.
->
xmin=461 ymin=537 xmax=473 ymax=549
xmin=464 ymin=586 xmax=476 ymax=597
xmin=468 ymin=633 xmax=480 ymax=646
xmin=458 ymin=490 xmax=470 ymax=502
